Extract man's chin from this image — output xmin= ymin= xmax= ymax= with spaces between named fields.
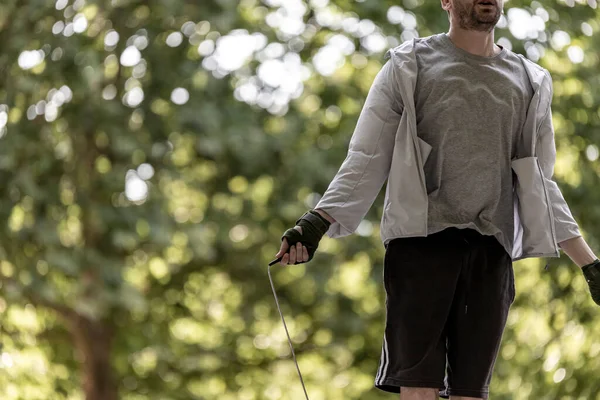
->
xmin=474 ymin=10 xmax=501 ymax=23
xmin=473 ymin=15 xmax=500 ymax=26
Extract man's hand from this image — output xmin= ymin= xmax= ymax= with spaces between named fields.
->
xmin=582 ymin=259 xmax=600 ymax=306
xmin=275 ymin=226 xmax=309 ymax=265
xmin=274 ymin=210 xmax=332 ymax=266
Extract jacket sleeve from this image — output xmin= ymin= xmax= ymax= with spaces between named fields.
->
xmin=314 ymin=58 xmax=403 ymax=238
xmin=536 ymin=70 xmax=582 ymax=244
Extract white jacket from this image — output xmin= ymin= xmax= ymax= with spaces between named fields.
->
xmin=315 ymin=37 xmax=581 ymax=261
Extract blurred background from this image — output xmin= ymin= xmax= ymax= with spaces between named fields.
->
xmin=0 ymin=0 xmax=599 ymax=399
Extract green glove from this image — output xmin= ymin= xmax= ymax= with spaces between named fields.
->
xmin=280 ymin=210 xmax=331 ymax=265
xmin=582 ymin=259 xmax=600 ymax=306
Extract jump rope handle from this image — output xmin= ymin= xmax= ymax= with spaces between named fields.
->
xmin=269 ymin=257 xmax=282 ymax=266
xmin=267 ymin=263 xmax=310 ymax=400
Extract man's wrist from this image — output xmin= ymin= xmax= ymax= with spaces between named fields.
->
xmin=309 ymin=209 xmax=331 ymax=230
xmin=582 ymin=259 xmax=600 ymax=270
xmin=313 ymin=208 xmax=335 ymax=224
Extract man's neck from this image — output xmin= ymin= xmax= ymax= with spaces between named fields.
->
xmin=447 ymin=27 xmax=500 ymax=57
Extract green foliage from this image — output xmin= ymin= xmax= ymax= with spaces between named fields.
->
xmin=0 ymin=0 xmax=599 ymax=399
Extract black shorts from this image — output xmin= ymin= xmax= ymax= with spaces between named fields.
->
xmin=375 ymin=227 xmax=515 ymax=399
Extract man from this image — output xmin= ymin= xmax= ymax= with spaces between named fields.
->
xmin=274 ymin=0 xmax=600 ymax=399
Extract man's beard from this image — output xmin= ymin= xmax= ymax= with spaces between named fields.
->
xmin=455 ymin=1 xmax=502 ymax=32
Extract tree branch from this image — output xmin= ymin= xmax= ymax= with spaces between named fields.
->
xmin=0 ymin=275 xmax=78 ymax=321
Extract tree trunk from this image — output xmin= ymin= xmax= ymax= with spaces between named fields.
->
xmin=70 ymin=314 xmax=119 ymax=400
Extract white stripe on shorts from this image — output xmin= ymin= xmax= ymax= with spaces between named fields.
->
xmin=375 ymin=333 xmax=389 ymax=386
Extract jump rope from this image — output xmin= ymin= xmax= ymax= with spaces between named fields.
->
xmin=268 ymin=256 xmax=310 ymax=400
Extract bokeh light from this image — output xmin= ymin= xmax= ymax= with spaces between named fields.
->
xmin=120 ymin=46 xmax=141 ymax=67
xmin=170 ymin=88 xmax=189 ymax=105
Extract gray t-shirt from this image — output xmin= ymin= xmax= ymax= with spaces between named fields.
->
xmin=413 ymin=33 xmax=534 ymax=256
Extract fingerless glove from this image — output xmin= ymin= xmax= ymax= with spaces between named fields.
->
xmin=281 ymin=210 xmax=331 ymax=264
xmin=582 ymin=259 xmax=600 ymax=306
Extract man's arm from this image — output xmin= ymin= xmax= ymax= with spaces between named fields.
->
xmin=558 ymin=236 xmax=597 ymax=268
xmin=314 ymin=208 xmax=336 ymax=224
xmin=537 ymin=70 xmax=597 ymax=266
xmin=313 ymin=55 xmax=404 ymax=238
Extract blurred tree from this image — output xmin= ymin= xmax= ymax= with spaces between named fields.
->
xmin=0 ymin=0 xmax=599 ymax=399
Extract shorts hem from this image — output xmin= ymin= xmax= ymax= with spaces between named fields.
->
xmin=375 ymin=377 xmax=445 ymax=394
xmin=448 ymin=387 xmax=489 ymax=398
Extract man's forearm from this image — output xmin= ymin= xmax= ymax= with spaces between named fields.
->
xmin=558 ymin=235 xmax=598 ymax=268
xmin=314 ymin=208 xmax=336 ymax=224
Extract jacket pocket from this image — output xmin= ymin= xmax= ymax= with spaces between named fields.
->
xmin=418 ymin=137 xmax=433 ymax=165
xmin=511 ymin=156 xmax=558 ymax=257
